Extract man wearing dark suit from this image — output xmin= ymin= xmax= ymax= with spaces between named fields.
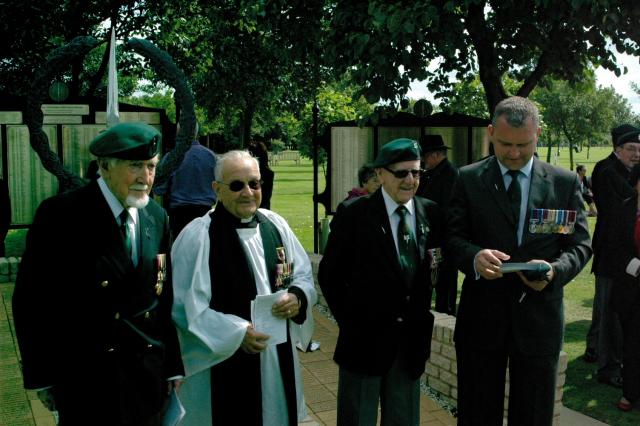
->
xmin=13 ymin=122 xmax=184 ymax=426
xmin=447 ymin=97 xmax=591 ymax=426
xmin=319 ymin=138 xmax=444 ymax=425
xmin=584 ymin=124 xmax=640 ymax=384
xmin=417 ymin=134 xmax=459 ymax=315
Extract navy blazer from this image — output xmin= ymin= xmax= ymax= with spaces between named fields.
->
xmin=13 ymin=181 xmax=183 ymax=424
xmin=447 ymin=156 xmax=592 ymax=356
xmin=319 ymin=189 xmax=444 ymax=378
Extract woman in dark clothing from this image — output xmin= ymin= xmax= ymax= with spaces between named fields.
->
xmin=610 ymin=164 xmax=640 ymax=411
xmin=249 ymin=140 xmax=275 ymax=210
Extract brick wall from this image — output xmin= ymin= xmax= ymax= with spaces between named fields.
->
xmin=308 ymin=253 xmax=566 ymax=425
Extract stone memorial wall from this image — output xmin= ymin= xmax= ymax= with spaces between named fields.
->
xmin=330 ymin=126 xmax=374 ymax=211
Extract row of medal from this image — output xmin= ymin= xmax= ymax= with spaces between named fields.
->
xmin=529 ymin=209 xmax=577 ymax=234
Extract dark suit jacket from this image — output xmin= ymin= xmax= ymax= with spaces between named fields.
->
xmin=318 ymin=189 xmax=443 ymax=378
xmin=417 ymin=158 xmax=459 ymax=208
xmin=447 ymin=156 xmax=592 ymax=356
xmin=13 ymin=181 xmax=183 ymax=424
xmin=591 ymin=153 xmax=635 ymax=275
xmin=609 ymin=192 xmax=640 ymax=320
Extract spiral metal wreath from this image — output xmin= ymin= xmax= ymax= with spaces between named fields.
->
xmin=25 ymin=36 xmax=196 ymax=193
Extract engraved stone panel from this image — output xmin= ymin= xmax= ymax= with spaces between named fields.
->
xmin=43 ymin=115 xmax=82 ymax=124
xmin=0 ymin=111 xmax=22 ymax=124
xmin=330 ymin=127 xmax=374 ymax=212
xmin=62 ymin=125 xmax=105 ymax=178
xmin=95 ymin=111 xmax=161 ymax=124
xmin=41 ymin=104 xmax=89 ymax=115
xmin=377 ymin=127 xmax=421 ymax=151
xmin=7 ymin=126 xmax=58 ymax=225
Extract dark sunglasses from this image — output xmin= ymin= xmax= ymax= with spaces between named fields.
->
xmin=383 ymin=167 xmax=423 ymax=179
xmin=219 ymin=179 xmax=263 ymax=192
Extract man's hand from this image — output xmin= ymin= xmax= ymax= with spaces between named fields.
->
xmin=475 ymin=249 xmax=510 ymax=280
xmin=272 ymin=292 xmax=300 ymax=319
xmin=516 ymin=260 xmax=554 ymax=291
xmin=37 ymin=388 xmax=56 ymax=411
xmin=241 ymin=325 xmax=269 ymax=354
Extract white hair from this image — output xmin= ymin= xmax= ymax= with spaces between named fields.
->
xmin=215 ymin=150 xmax=259 ymax=182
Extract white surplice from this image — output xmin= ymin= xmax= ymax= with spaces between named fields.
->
xmin=171 ymin=208 xmax=317 ymax=426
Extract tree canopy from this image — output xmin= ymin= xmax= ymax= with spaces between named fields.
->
xmin=327 ymin=0 xmax=640 ymax=114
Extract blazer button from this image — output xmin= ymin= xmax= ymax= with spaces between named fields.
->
xmin=114 ymin=312 xmax=120 ymax=320
xmin=144 ymin=312 xmax=151 ymax=319
xmin=406 ymin=296 xmax=410 ymax=301
xmin=100 ymin=280 xmax=109 ymax=288
xmin=396 ymin=317 xmax=403 ymax=323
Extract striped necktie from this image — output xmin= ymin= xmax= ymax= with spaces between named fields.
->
xmin=396 ymin=205 xmax=418 ymax=287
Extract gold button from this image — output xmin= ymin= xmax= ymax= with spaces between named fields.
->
xmin=144 ymin=312 xmax=151 ymax=319
xmin=101 ymin=280 xmax=109 ymax=288
xmin=115 ymin=312 xmax=120 ymax=320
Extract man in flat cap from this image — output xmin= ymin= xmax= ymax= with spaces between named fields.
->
xmin=319 ymin=138 xmax=444 ymax=425
xmin=585 ymin=124 xmax=640 ymax=386
xmin=447 ymin=96 xmax=591 ymax=425
xmin=417 ymin=134 xmax=460 ymax=315
xmin=13 ymin=122 xmax=184 ymax=426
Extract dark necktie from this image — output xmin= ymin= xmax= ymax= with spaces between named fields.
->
xmin=119 ymin=210 xmax=132 ymax=258
xmin=507 ymin=170 xmax=522 ymax=222
xmin=396 ymin=205 xmax=418 ymax=287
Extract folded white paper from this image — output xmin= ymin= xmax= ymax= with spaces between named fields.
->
xmin=251 ymin=291 xmax=287 ymax=346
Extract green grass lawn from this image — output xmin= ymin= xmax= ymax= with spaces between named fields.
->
xmin=4 ymin=148 xmax=637 ymax=424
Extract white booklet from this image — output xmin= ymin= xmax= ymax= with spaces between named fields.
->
xmin=162 ymin=388 xmax=186 ymax=426
xmin=251 ymin=291 xmax=287 ymax=346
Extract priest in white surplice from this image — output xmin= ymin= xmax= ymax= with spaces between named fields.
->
xmin=171 ymin=150 xmax=316 ymax=426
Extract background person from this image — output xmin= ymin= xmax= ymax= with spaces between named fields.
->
xmin=319 ymin=138 xmax=444 ymax=426
xmin=586 ymin=124 xmax=640 ymax=385
xmin=249 ymin=139 xmax=275 ymax=209
xmin=154 ymin=122 xmax=217 ymax=237
xmin=447 ymin=96 xmax=591 ymax=426
xmin=12 ymin=122 xmax=184 ymax=426
xmin=416 ymin=134 xmax=460 ymax=315
xmin=576 ymin=164 xmax=597 ymax=217
xmin=343 ymin=163 xmax=380 ymax=201
xmin=609 ymin=160 xmax=640 ymax=411
xmin=171 ymin=150 xmax=316 ymax=426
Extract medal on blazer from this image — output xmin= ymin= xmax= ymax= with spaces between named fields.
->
xmin=275 ymin=246 xmax=294 ymax=289
xmin=155 ymin=254 xmax=166 ymax=295
xmin=427 ymin=247 xmax=443 ymax=286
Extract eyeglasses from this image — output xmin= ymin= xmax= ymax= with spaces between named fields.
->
xmin=218 ymin=179 xmax=263 ymax=192
xmin=383 ymin=167 xmax=423 ymax=179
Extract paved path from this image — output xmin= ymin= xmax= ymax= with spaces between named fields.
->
xmin=0 ymin=282 xmax=606 ymax=426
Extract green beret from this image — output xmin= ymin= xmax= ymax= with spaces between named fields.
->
xmin=89 ymin=122 xmax=161 ymax=160
xmin=372 ymin=138 xmax=421 ymax=168
xmin=617 ymin=130 xmax=640 ymax=147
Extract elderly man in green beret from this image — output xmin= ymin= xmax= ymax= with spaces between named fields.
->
xmin=319 ymin=138 xmax=445 ymax=425
xmin=13 ymin=122 xmax=184 ymax=426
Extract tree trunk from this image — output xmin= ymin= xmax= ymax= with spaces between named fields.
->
xmin=465 ymin=3 xmax=506 ymax=116
xmin=239 ymin=104 xmax=255 ymax=148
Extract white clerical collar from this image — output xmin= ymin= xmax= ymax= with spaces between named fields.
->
xmin=97 ymin=177 xmax=139 ymax=225
xmin=381 ymin=186 xmax=415 ymax=219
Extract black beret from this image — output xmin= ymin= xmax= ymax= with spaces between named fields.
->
xmin=89 ymin=122 xmax=161 ymax=160
xmin=373 ymin=138 xmax=421 ymax=168
xmin=611 ymin=124 xmax=639 ymax=146
xmin=616 ymin=130 xmax=640 ymax=147
xmin=419 ymin=134 xmax=450 ymax=153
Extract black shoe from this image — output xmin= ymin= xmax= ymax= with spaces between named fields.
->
xmin=597 ymin=375 xmax=623 ymax=388
xmin=583 ymin=348 xmax=597 ymax=363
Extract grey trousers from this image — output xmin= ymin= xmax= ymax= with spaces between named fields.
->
xmin=337 ymin=340 xmax=420 ymax=426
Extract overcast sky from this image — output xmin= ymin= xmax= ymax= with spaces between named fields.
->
xmin=408 ymin=52 xmax=640 ymax=114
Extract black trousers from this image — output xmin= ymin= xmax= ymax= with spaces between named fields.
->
xmin=433 ymin=261 xmax=458 ymax=315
